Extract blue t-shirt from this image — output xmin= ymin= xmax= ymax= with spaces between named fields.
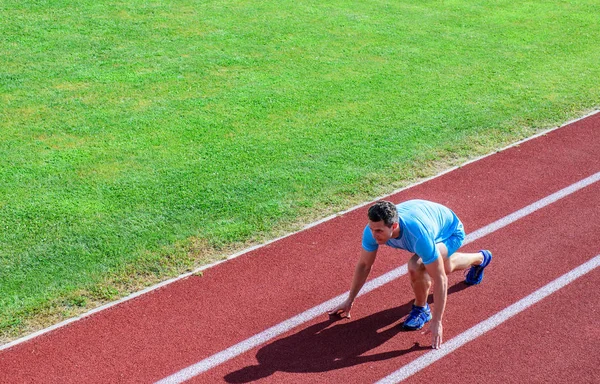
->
xmin=362 ymin=199 xmax=462 ymax=264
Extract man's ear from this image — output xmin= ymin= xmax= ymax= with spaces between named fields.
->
xmin=392 ymin=222 xmax=399 ymax=231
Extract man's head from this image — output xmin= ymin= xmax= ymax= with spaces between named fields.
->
xmin=367 ymin=200 xmax=399 ymax=244
xmin=368 ymin=200 xmax=398 ymax=227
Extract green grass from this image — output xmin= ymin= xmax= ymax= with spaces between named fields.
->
xmin=1 ymin=0 xmax=599 ymax=341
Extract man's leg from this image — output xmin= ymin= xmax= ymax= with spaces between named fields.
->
xmin=405 ymin=253 xmax=434 ymax=330
xmin=408 ymin=244 xmax=485 ymax=306
xmin=440 ymin=242 xmax=492 ymax=285
xmin=407 ymin=253 xmax=432 ymax=307
xmin=441 ymin=247 xmax=485 ymax=274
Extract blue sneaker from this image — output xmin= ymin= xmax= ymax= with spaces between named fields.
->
xmin=403 ymin=303 xmax=432 ymax=330
xmin=465 ymin=250 xmax=493 ymax=285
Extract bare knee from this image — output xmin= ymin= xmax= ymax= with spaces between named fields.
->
xmin=408 ymin=254 xmax=427 ymax=279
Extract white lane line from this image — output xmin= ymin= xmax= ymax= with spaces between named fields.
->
xmin=155 ymin=171 xmax=600 ymax=384
xmin=375 ymin=254 xmax=600 ymax=384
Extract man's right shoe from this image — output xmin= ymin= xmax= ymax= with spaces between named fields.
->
xmin=403 ymin=303 xmax=432 ymax=330
xmin=465 ymin=250 xmax=493 ymax=285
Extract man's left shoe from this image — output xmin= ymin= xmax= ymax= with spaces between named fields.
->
xmin=465 ymin=250 xmax=493 ymax=285
xmin=403 ymin=303 xmax=432 ymax=330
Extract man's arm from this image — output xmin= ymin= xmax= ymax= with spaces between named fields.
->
xmin=424 ymin=256 xmax=448 ymax=349
xmin=328 ymin=248 xmax=378 ymax=318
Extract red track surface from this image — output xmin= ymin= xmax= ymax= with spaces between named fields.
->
xmin=2 ymin=113 xmax=599 ymax=383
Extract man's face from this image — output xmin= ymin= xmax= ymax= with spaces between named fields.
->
xmin=368 ymin=220 xmax=397 ymax=244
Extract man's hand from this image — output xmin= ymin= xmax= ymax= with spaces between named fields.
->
xmin=424 ymin=320 xmax=443 ymax=349
xmin=328 ymin=298 xmax=353 ymax=319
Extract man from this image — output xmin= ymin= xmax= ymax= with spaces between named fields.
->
xmin=328 ymin=199 xmax=492 ymax=349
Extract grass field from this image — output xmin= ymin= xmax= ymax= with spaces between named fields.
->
xmin=1 ymin=0 xmax=599 ymax=342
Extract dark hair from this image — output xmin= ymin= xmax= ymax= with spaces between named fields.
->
xmin=367 ymin=200 xmax=398 ymax=227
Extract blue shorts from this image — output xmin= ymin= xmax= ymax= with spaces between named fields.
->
xmin=440 ymin=221 xmax=465 ymax=257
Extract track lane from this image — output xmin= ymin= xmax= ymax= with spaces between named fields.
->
xmin=183 ymin=177 xmax=600 ymax=383
xmin=401 ymin=266 xmax=600 ymax=384
xmin=0 ymin=113 xmax=598 ymax=383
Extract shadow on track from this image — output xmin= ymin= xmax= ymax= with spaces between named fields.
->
xmin=224 ymin=282 xmax=469 ymax=383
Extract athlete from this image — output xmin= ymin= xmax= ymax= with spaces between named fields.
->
xmin=328 ymin=199 xmax=492 ymax=349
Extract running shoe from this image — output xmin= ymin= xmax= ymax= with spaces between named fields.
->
xmin=465 ymin=249 xmax=493 ymax=285
xmin=403 ymin=303 xmax=432 ymax=330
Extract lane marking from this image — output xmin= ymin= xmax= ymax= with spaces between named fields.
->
xmin=155 ymin=171 xmax=600 ymax=384
xmin=375 ymin=254 xmax=600 ymax=384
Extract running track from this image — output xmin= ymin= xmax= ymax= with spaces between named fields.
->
xmin=1 ymin=112 xmax=599 ymax=383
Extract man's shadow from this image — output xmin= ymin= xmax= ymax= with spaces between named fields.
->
xmin=224 ymin=282 xmax=469 ymax=383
